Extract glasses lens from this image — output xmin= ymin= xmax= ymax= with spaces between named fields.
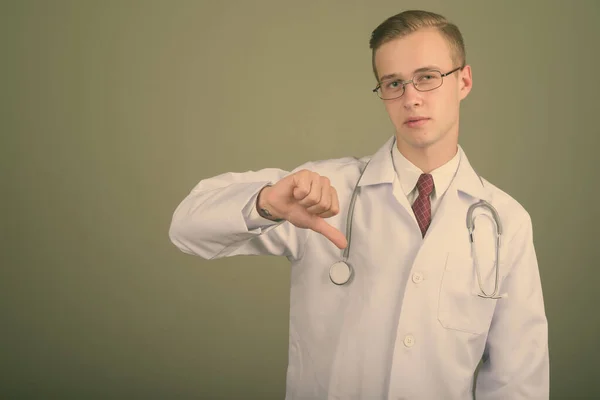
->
xmin=378 ymin=79 xmax=403 ymax=99
xmin=414 ymin=71 xmax=443 ymax=91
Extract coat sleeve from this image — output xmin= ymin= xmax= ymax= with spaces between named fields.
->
xmin=168 ymin=166 xmax=311 ymax=262
xmin=475 ymin=212 xmax=550 ymax=399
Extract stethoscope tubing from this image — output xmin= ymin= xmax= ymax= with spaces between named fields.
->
xmin=328 ymin=146 xmax=503 ymax=298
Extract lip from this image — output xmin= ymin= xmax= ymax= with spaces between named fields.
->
xmin=404 ymin=116 xmax=430 ymax=127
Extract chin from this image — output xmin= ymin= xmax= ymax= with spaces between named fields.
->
xmin=397 ymin=129 xmax=439 ymax=149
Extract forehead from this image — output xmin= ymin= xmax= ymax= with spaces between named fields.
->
xmin=374 ymin=28 xmax=454 ymax=80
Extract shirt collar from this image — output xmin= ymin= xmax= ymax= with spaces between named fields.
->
xmin=358 ymin=135 xmax=490 ymax=202
xmin=391 ymin=140 xmax=460 ymax=199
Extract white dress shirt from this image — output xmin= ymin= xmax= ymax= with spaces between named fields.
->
xmin=391 ymin=143 xmax=461 ymax=218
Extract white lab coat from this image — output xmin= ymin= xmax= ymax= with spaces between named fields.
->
xmin=169 ymin=135 xmax=549 ymax=399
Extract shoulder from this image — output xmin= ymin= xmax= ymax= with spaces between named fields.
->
xmin=479 ymin=176 xmax=534 ymax=240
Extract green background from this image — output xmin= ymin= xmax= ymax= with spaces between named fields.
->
xmin=2 ymin=0 xmax=599 ymax=398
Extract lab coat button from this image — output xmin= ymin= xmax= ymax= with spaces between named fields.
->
xmin=412 ymin=272 xmax=423 ymax=283
xmin=403 ymin=335 xmax=415 ymax=347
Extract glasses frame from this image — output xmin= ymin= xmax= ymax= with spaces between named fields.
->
xmin=372 ymin=66 xmax=464 ymax=100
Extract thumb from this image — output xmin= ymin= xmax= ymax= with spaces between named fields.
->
xmin=310 ymin=216 xmax=348 ymax=250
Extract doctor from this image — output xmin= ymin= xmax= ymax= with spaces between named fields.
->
xmin=169 ymin=9 xmax=549 ymax=400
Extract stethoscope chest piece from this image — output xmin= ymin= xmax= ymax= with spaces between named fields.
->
xmin=329 ymin=261 xmax=353 ymax=285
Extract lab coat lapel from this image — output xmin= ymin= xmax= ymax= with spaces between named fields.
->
xmin=358 ymin=135 xmax=422 ymax=229
xmin=358 ymin=138 xmax=492 ymax=251
xmin=422 ymin=146 xmax=491 ymax=255
xmin=422 ymin=178 xmax=464 ymax=255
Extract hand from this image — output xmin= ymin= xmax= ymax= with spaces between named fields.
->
xmin=257 ymin=169 xmax=347 ymax=249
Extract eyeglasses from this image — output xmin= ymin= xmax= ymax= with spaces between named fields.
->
xmin=372 ymin=66 xmax=463 ymax=100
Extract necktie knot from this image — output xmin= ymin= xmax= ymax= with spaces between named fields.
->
xmin=416 ymin=173 xmax=434 ymax=198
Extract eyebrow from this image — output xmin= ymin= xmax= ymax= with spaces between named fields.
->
xmin=379 ymin=65 xmax=442 ymax=82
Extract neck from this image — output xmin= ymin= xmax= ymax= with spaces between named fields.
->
xmin=396 ymin=137 xmax=458 ymax=174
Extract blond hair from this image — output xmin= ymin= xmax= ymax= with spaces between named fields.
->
xmin=369 ymin=10 xmax=466 ymax=80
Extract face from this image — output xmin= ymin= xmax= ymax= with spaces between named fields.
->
xmin=374 ymin=28 xmax=472 ymax=155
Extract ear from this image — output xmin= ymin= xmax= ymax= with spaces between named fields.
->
xmin=458 ymin=65 xmax=473 ymax=100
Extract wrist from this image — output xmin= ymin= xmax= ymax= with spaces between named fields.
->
xmin=257 ymin=185 xmax=284 ymax=222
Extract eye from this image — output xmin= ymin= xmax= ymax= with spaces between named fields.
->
xmin=386 ymin=80 xmax=402 ymax=89
xmin=416 ymin=72 xmax=441 ymax=83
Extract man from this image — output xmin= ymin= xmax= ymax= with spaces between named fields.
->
xmin=169 ymin=9 xmax=549 ymax=399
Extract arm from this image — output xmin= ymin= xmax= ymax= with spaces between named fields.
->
xmin=168 ymin=168 xmax=309 ymax=261
xmin=475 ymin=213 xmax=549 ymax=399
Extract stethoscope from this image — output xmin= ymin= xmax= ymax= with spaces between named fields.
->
xmin=328 ymin=154 xmax=503 ymax=300
xmin=467 ymin=198 xmax=503 ymax=298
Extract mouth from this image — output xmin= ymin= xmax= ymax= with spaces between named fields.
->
xmin=404 ymin=117 xmax=430 ymax=128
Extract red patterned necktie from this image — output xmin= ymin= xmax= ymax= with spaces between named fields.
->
xmin=412 ymin=173 xmax=434 ymax=237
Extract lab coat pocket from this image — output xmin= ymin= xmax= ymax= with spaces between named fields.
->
xmin=437 ymin=251 xmax=500 ymax=335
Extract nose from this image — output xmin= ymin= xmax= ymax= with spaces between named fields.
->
xmin=402 ymin=82 xmax=423 ymax=109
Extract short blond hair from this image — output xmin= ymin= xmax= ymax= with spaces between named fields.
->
xmin=369 ymin=10 xmax=466 ymax=80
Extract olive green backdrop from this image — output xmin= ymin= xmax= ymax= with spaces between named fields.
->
xmin=2 ymin=0 xmax=599 ymax=398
